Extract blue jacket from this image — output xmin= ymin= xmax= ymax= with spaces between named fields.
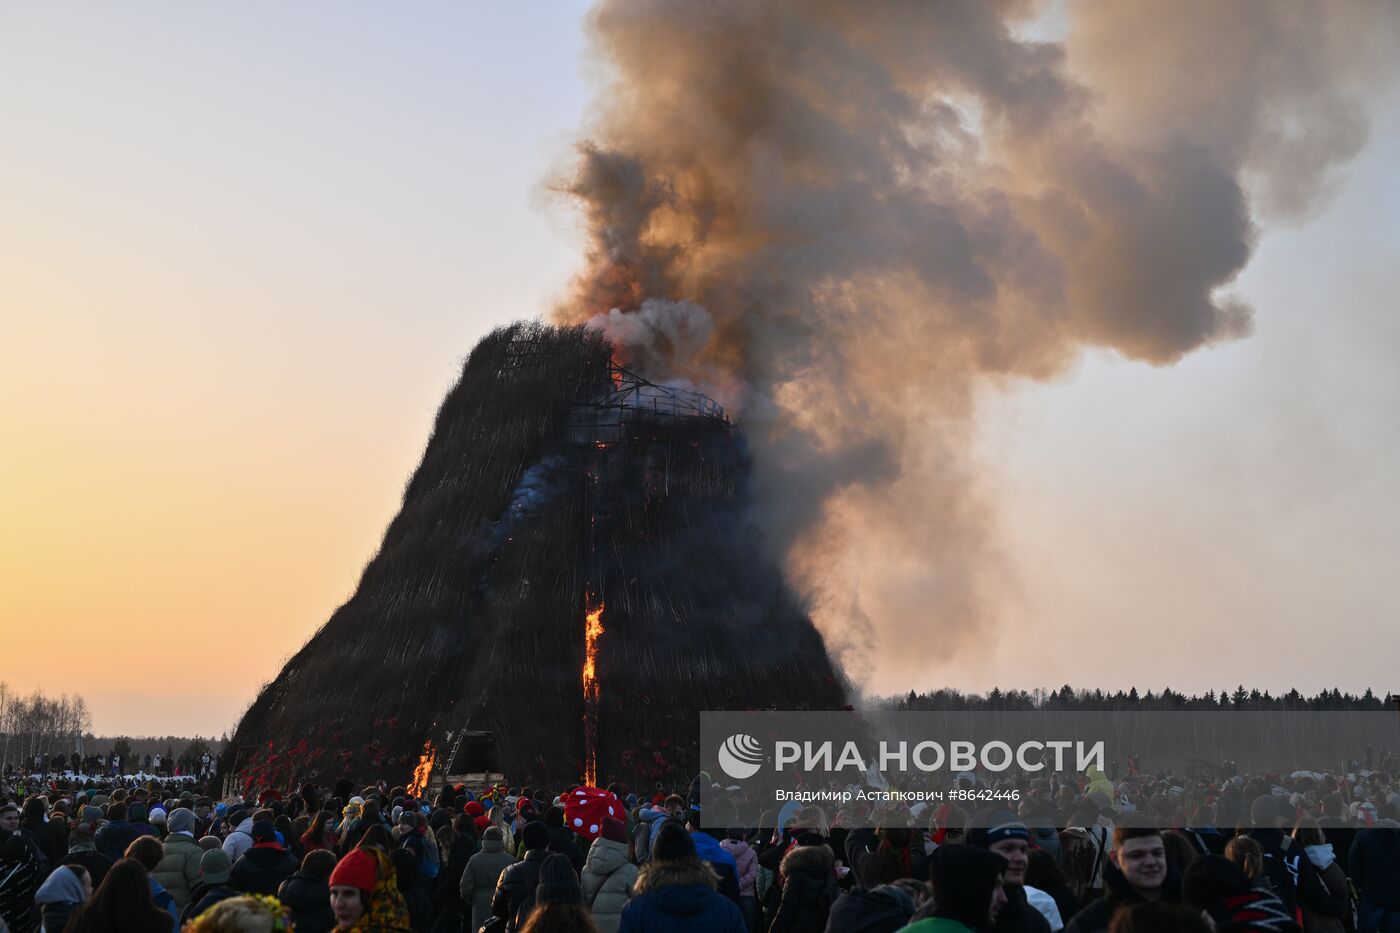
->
xmin=618 ymin=858 xmax=746 ymax=933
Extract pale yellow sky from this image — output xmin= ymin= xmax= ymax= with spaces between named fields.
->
xmin=2 ymin=4 xmax=1397 ymax=736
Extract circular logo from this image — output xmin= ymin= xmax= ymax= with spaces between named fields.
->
xmin=717 ymin=733 xmax=764 ymax=780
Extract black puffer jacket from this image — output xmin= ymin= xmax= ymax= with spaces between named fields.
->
xmin=770 ymin=844 xmax=839 ymax=933
xmin=230 ymin=844 xmax=299 ymax=896
xmin=278 ymin=869 xmax=335 ymax=933
xmin=491 ymin=848 xmax=551 ymax=932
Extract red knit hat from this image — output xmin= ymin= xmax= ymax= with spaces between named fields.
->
xmin=651 ymin=794 xmax=667 ymax=806
xmin=329 ymin=848 xmax=377 ymax=893
xmin=463 ymin=801 xmax=484 ymax=817
xmin=474 ymin=814 xmax=492 ymax=834
xmin=600 ymin=816 xmax=628 ymax=845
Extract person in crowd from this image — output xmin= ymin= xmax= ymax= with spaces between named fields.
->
xmin=494 ymin=822 xmax=555 ymax=933
xmin=0 ymin=834 xmax=42 ymax=933
xmin=902 ymin=843 xmax=1010 ymax=933
xmin=390 ymin=847 xmax=432 ymax=931
xmin=1180 ymin=854 xmax=1297 ymax=933
xmin=1291 ymin=818 xmax=1350 ymax=933
xmin=682 ymin=811 xmax=740 ymax=904
xmin=154 ymin=806 xmax=204 ymax=911
xmin=970 ymin=811 xmax=1055 ymax=933
xmin=62 ymin=809 xmax=113 ymax=887
xmin=33 ymin=863 xmax=91 ymax=933
xmin=616 ymin=822 xmax=745 ymax=933
xmin=1027 ymin=848 xmax=1080 ymax=929
xmin=303 ymin=810 xmax=340 ymax=854
xmin=328 ymin=845 xmax=413 ymax=931
xmin=0 ymin=804 xmax=20 ymax=847
xmin=125 ymin=834 xmax=181 ymax=924
xmin=520 ymin=853 xmax=597 ymax=933
xmin=1065 ymin=826 xmax=1177 ymax=933
xmin=184 ymin=893 xmax=291 ymax=932
xmin=581 ymin=817 xmax=638 ymax=933
xmin=19 ymin=800 xmax=59 ymax=871
xmin=543 ymin=807 xmax=586 ymax=876
xmin=230 ymin=820 xmax=299 ymax=897
xmin=1104 ymin=902 xmax=1211 ymax=933
xmin=825 ymin=882 xmax=917 ymax=933
xmin=463 ymin=825 xmax=516 ymax=932
xmin=277 ymin=848 xmax=337 ymax=933
xmin=717 ymin=826 xmax=757 ymax=931
xmin=1060 ymin=804 xmax=1112 ymax=908
xmin=223 ymin=806 xmax=257 ymax=864
xmin=430 ymin=811 xmax=475 ymax=932
xmin=65 ymin=857 xmax=176 ymax=933
xmin=95 ymin=801 xmax=141 ymax=861
xmin=1347 ymin=809 xmax=1400 ymax=933
xmin=184 ymin=848 xmax=240 ymax=925
xmin=769 ymin=835 xmax=839 ymax=933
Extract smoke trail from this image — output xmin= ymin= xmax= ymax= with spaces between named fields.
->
xmin=551 ymin=0 xmax=1399 ymax=687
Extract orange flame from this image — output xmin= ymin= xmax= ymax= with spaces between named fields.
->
xmin=583 ymin=591 xmax=605 ymax=785
xmin=408 ymin=739 xmax=435 ymax=798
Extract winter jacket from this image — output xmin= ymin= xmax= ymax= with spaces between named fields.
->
xmin=1064 ymin=860 xmax=1180 ymax=933
xmin=1350 ymin=826 xmax=1400 ymax=913
xmin=617 ymin=857 xmax=746 ymax=933
xmin=34 ymin=865 xmax=86 ymax=933
xmin=1249 ymin=829 xmax=1334 ymax=922
xmin=823 ymin=884 xmax=916 ymax=933
xmin=396 ymin=869 xmax=433 ymax=932
xmin=581 ymin=837 xmax=639 ymax=933
xmin=0 ymin=855 xmax=40 ymax=933
xmin=1299 ymin=845 xmax=1349 ymax=933
xmin=181 ymin=882 xmax=239 ymax=926
xmin=633 ymin=808 xmax=669 ymax=866
xmin=94 ymin=819 xmax=142 ymax=862
xmin=152 ymin=832 xmax=203 ymax=909
xmin=230 ymin=843 xmax=298 ymax=896
xmin=491 ymin=848 xmax=551 ymax=932
xmin=547 ymin=825 xmax=585 ymax=875
xmin=61 ymin=847 xmax=113 ymax=888
xmin=278 ymin=870 xmax=335 ymax=933
xmin=690 ymin=831 xmax=740 ymax=903
xmin=149 ymin=876 xmax=180 ymax=925
xmin=719 ymin=838 xmax=758 ymax=897
xmin=221 ymin=818 xmax=256 ymax=863
xmin=460 ymin=837 xmax=515 ymax=932
xmin=771 ymin=844 xmax=839 ymax=933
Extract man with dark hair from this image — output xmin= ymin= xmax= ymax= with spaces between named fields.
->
xmin=94 ymin=800 xmax=140 ymax=861
xmin=1065 ymin=826 xmax=1178 ymax=933
xmin=492 ymin=820 xmax=553 ymax=932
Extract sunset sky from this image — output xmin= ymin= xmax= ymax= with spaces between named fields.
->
xmin=3 ymin=3 xmax=1398 ymax=738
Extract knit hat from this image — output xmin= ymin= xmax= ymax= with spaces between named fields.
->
xmin=929 ymin=844 xmax=1009 ymax=929
xmin=463 ymin=801 xmax=484 ymax=817
xmin=535 ymin=853 xmax=583 ymax=906
xmin=168 ymin=809 xmax=196 ymax=834
xmin=653 ymin=822 xmax=696 ymax=861
xmin=198 ymin=836 xmax=222 ymax=851
xmin=148 ymin=807 xmax=167 ymax=824
xmin=398 ymin=810 xmax=419 ymax=829
xmin=128 ymin=802 xmax=148 ymax=822
xmin=483 ymin=826 xmax=503 ymax=842
xmin=600 ymin=816 xmax=628 ymax=845
xmin=80 ymin=805 xmax=103 ymax=824
xmin=199 ymin=848 xmax=232 ymax=884
xmin=251 ymin=820 xmax=278 ymax=844
xmin=474 ymin=815 xmax=492 ymax=834
xmin=969 ymin=809 xmax=1030 ymax=848
xmin=330 ymin=847 xmax=378 ymax=893
xmin=521 ymin=821 xmax=550 ymax=852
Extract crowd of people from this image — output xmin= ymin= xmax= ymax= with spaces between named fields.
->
xmin=0 ymin=762 xmax=1396 ymax=933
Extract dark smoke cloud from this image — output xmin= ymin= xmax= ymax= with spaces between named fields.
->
xmin=551 ymin=0 xmax=1400 ymax=687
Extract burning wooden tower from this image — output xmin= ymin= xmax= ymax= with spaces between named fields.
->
xmin=224 ymin=322 xmax=847 ymax=791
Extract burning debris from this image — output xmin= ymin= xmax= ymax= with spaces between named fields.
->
xmin=224 ymin=322 xmax=847 ymax=791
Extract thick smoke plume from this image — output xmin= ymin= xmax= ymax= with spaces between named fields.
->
xmin=552 ymin=0 xmax=1399 ymax=687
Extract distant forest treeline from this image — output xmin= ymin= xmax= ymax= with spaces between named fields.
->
xmin=887 ymin=685 xmax=1399 ymax=712
xmin=0 ymin=682 xmax=224 ymax=770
